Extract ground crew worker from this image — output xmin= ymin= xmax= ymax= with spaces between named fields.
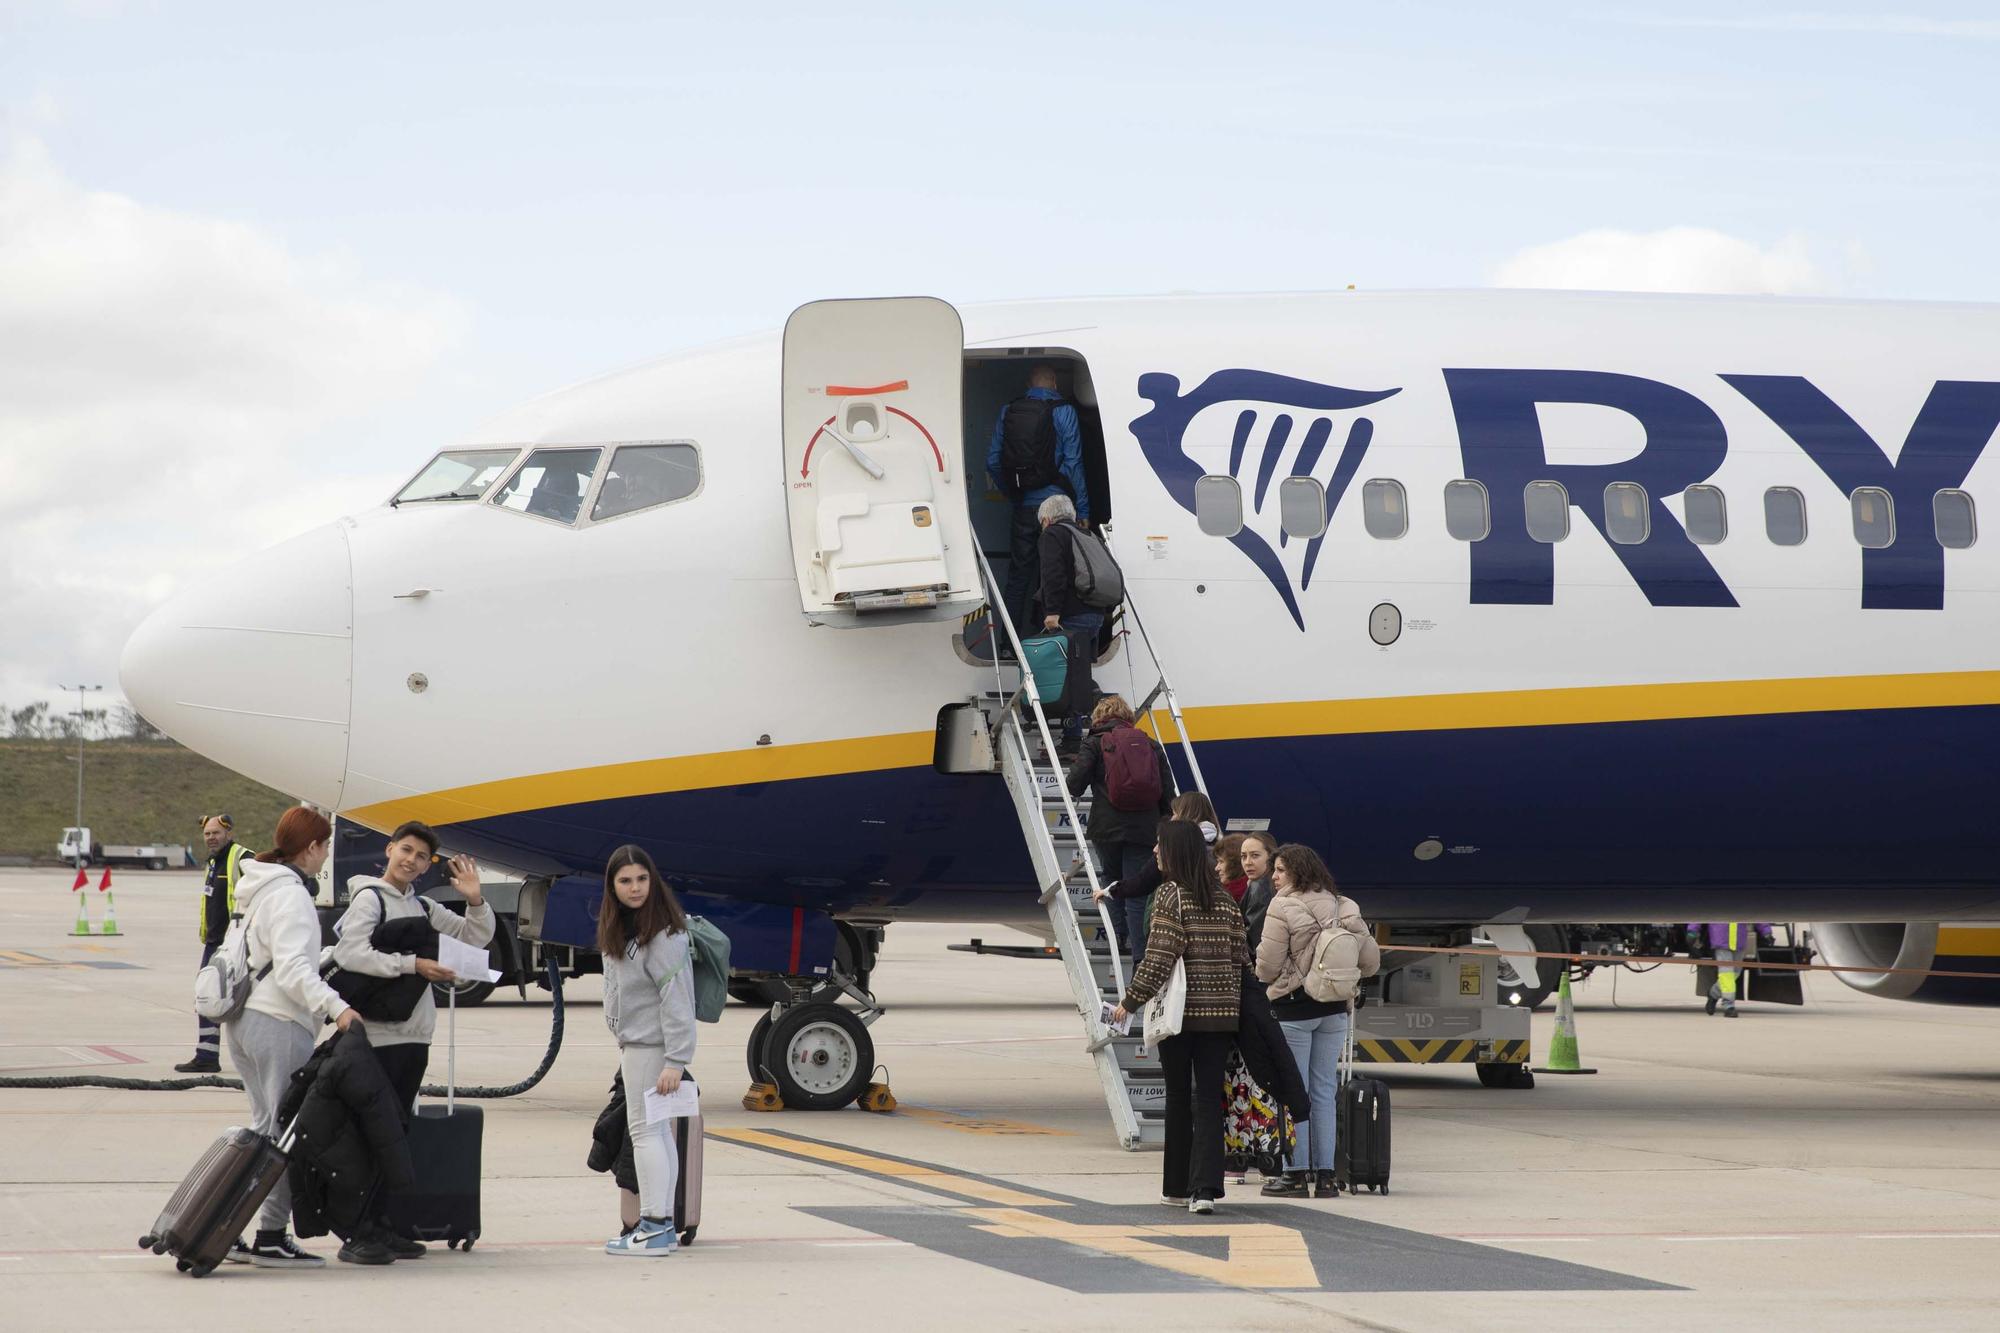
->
xmin=177 ymin=813 xmax=253 ymax=1073
xmin=988 ymin=365 xmax=1090 ymax=632
xmin=1690 ymin=921 xmax=1773 ymax=1017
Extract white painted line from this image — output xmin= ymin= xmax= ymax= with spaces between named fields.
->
xmin=97 ymin=1254 xmax=150 ymax=1260
xmin=1662 ymin=1235 xmax=1798 ymax=1243
xmin=1477 ymin=1237 xmax=1596 ymax=1244
xmin=0 ymin=1256 xmax=22 ymax=1262
xmin=812 ymin=1240 xmax=913 ymax=1248
xmin=1855 ymin=1233 xmax=2000 ymax=1241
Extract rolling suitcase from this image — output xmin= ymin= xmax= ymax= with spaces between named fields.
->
xmin=139 ymin=1121 xmax=294 ymax=1277
xmin=1335 ymin=1021 xmax=1391 ymax=1195
xmin=384 ymin=986 xmax=482 ymax=1249
xmin=1019 ymin=634 xmax=1069 ymax=714
xmin=672 ymin=1100 xmax=704 ymax=1246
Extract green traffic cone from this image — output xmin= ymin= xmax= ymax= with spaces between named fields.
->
xmin=69 ymin=892 xmax=93 ymax=937
xmin=1531 ymin=970 xmax=1597 ymax=1075
xmin=98 ymin=891 xmax=121 ymax=938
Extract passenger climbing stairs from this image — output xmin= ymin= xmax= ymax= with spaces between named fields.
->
xmin=973 ymin=548 xmax=1211 ymax=1150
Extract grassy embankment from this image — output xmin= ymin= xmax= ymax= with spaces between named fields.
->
xmin=0 ymin=739 xmax=291 ymax=859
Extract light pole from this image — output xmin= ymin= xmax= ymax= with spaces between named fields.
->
xmin=59 ymin=684 xmax=103 ymax=856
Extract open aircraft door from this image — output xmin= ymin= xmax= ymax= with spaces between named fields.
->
xmin=783 ymin=297 xmax=981 ymax=627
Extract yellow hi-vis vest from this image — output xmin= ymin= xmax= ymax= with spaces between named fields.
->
xmin=198 ymin=843 xmax=251 ymax=941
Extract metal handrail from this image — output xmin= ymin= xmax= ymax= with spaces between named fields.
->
xmin=1116 ymin=575 xmax=1212 ymax=802
xmin=972 ymin=546 xmax=1129 ymax=1003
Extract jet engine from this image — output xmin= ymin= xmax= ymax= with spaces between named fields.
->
xmin=1809 ymin=923 xmax=2000 ymax=1005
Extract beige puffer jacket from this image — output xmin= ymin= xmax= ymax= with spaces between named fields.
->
xmin=1254 ymin=888 xmax=1380 ymax=1001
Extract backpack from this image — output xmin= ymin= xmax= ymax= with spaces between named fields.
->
xmin=1063 ymin=524 xmax=1125 ymax=609
xmin=1099 ymin=725 xmax=1163 ymax=812
xmin=998 ymin=396 xmax=1071 ymax=499
xmin=1302 ymin=895 xmax=1379 ymax=1004
xmin=683 ymin=915 xmax=732 ymax=1023
xmin=194 ymin=881 xmax=281 ymax=1022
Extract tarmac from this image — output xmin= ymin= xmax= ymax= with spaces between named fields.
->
xmin=2 ymin=866 xmax=1998 ymax=1331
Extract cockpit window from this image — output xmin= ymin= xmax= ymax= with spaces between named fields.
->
xmin=490 ymin=447 xmax=603 ymax=525
xmin=394 ymin=449 xmax=521 ymax=504
xmin=591 ymin=443 xmax=701 ymax=522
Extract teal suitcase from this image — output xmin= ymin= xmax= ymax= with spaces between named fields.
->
xmin=1020 ymin=634 xmax=1069 ymax=709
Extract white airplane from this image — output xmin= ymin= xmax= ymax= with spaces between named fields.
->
xmin=122 ymin=291 xmax=2000 ymax=1116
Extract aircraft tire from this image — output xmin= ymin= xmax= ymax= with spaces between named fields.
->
xmin=766 ymin=1003 xmax=873 ymax=1111
xmin=745 ymin=1012 xmax=775 ymax=1082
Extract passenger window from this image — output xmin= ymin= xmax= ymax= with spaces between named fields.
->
xmin=394 ymin=448 xmax=520 ymax=504
xmin=1278 ymin=477 xmax=1327 ymax=539
xmin=1362 ymin=479 xmax=1408 ymax=540
xmin=1850 ymin=487 xmax=1895 ymax=549
xmin=592 ymin=443 xmax=701 ymax=522
xmin=1604 ymin=482 xmax=1650 ymax=545
xmin=1443 ymin=480 xmax=1490 ymax=541
xmin=1684 ymin=484 xmax=1727 ymax=545
xmin=1764 ymin=486 xmax=1807 ymax=546
xmin=1524 ymin=480 xmax=1570 ymax=543
xmin=1195 ymin=475 xmax=1243 ymax=537
xmin=490 ymin=447 xmax=603 ymax=525
xmin=1934 ymin=489 xmax=1978 ymax=549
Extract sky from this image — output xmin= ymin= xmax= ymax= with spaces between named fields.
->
xmin=2 ymin=1 xmax=1997 ymax=714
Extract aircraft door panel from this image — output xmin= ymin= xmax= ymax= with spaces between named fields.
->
xmin=782 ymin=297 xmax=981 ymax=626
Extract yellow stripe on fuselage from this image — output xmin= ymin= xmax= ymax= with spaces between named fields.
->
xmin=343 ymin=668 xmax=2000 ymax=830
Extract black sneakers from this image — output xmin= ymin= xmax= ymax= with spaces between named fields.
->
xmin=1313 ymin=1171 xmax=1340 ymax=1199
xmin=1260 ymin=1172 xmax=1308 ymax=1198
xmin=173 ymin=1056 xmax=221 ymax=1074
xmin=337 ymin=1236 xmax=395 ymax=1265
xmin=248 ymin=1232 xmax=324 ymax=1268
xmin=382 ymin=1232 xmax=428 ymax=1259
xmin=1705 ymin=994 xmax=1720 ymax=1016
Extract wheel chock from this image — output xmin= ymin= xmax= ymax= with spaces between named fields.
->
xmin=742 ymin=1081 xmax=783 ymax=1112
xmin=857 ymin=1082 xmax=897 ymax=1114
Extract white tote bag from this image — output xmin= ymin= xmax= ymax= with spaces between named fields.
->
xmin=1141 ymin=958 xmax=1187 ymax=1054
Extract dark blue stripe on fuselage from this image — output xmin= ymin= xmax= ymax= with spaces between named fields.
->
xmin=432 ymin=703 xmax=2000 ymax=924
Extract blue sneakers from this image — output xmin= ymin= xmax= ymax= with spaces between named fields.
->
xmin=605 ymin=1219 xmax=679 ymax=1257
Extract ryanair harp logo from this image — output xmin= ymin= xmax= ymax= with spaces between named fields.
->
xmin=1130 ymin=369 xmax=1401 ymax=628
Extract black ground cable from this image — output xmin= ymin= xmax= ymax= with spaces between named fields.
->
xmin=0 ymin=958 xmax=566 ymax=1096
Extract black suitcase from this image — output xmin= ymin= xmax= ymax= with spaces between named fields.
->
xmin=383 ymin=983 xmax=481 ymax=1249
xmin=140 ymin=1123 xmax=293 ymax=1277
xmin=386 ymin=1104 xmax=482 ymax=1248
xmin=1335 ymin=1026 xmax=1391 ymax=1195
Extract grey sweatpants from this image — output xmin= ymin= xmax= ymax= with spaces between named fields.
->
xmin=620 ymin=1044 xmax=680 ymax=1226
xmin=225 ymin=1008 xmax=314 ymax=1233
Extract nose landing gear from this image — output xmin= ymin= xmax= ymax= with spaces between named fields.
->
xmin=744 ymin=970 xmax=883 ymax=1111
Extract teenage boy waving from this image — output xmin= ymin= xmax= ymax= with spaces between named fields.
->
xmin=329 ymin=820 xmax=494 ymax=1263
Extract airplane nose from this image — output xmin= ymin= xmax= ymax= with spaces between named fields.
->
xmin=121 ymin=521 xmax=354 ymax=808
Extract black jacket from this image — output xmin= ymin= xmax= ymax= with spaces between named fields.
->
xmin=1235 ymin=969 xmax=1310 ymax=1122
xmin=278 ymin=1027 xmax=415 ymax=1239
xmin=325 ymin=909 xmax=439 ymax=1022
xmin=1037 ymin=519 xmax=1090 ymax=621
xmin=1241 ymin=876 xmax=1274 ymax=954
xmin=587 ymin=1069 xmax=638 ymax=1194
xmin=1065 ymin=719 xmax=1175 ymax=846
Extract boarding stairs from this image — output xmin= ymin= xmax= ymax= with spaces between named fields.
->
xmin=972 ymin=548 xmax=1212 ymax=1150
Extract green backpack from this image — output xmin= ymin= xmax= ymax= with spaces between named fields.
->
xmin=683 ymin=915 xmax=732 ymax=1023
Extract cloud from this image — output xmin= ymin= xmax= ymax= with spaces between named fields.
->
xmin=1614 ymin=11 xmax=2000 ymax=39
xmin=0 ymin=136 xmax=462 ymax=711
xmin=1490 ymin=227 xmax=1833 ymax=295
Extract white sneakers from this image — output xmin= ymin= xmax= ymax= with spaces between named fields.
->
xmin=605 ymin=1218 xmax=679 ymax=1257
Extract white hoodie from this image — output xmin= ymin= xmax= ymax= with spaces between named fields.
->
xmin=234 ymin=859 xmax=348 ymax=1035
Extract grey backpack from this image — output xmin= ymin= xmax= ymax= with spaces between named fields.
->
xmin=1064 ymin=524 xmax=1125 ymax=609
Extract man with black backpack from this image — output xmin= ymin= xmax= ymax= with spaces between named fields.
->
xmin=1066 ymin=695 xmax=1175 ymax=956
xmin=987 ymin=365 xmax=1090 ymax=633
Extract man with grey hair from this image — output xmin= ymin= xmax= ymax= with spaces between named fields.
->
xmin=987 ymin=365 xmax=1090 ymax=632
xmin=1037 ymin=492 xmax=1101 ymax=752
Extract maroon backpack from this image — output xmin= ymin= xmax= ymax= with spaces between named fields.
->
xmin=1099 ymin=724 xmax=1163 ymax=812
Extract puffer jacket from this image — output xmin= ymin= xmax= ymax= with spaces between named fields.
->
xmin=587 ymin=1069 xmax=638 ymax=1195
xmin=325 ymin=912 xmax=439 ymax=1023
xmin=1256 ymin=889 xmax=1380 ymax=1017
xmin=277 ymin=1027 xmax=415 ymax=1239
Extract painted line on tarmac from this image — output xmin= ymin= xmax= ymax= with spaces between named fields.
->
xmin=711 ymin=1127 xmax=1063 ymax=1207
xmin=1454 ymin=1229 xmax=2000 ymax=1243
xmin=895 ymin=1105 xmax=1071 ymax=1137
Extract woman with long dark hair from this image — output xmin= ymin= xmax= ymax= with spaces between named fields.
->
xmin=1110 ymin=820 xmax=1247 ymax=1213
xmin=596 ymin=845 xmax=697 ymax=1256
xmin=224 ymin=805 xmax=359 ymax=1267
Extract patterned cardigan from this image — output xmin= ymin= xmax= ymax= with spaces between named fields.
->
xmin=1120 ymin=880 xmax=1249 ymax=1033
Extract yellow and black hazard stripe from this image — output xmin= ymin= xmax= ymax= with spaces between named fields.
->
xmin=1356 ymin=1038 xmax=1532 ymax=1065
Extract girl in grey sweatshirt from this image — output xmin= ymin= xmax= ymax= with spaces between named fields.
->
xmin=597 ymin=845 xmax=698 ymax=1257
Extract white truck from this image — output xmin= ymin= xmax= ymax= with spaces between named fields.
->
xmin=57 ymin=828 xmax=193 ymax=870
